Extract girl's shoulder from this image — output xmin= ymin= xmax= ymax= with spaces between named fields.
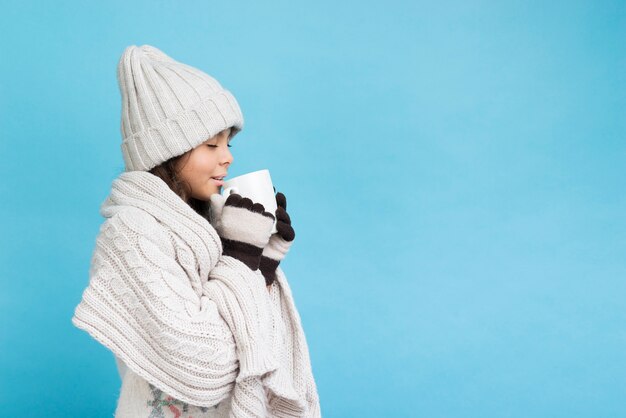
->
xmin=96 ymin=207 xmax=173 ymax=254
xmin=99 ymin=207 xmax=163 ymax=235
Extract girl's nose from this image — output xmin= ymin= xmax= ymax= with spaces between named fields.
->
xmin=222 ymin=147 xmax=233 ymax=165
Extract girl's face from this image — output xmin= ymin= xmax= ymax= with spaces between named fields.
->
xmin=175 ymin=128 xmax=234 ymax=201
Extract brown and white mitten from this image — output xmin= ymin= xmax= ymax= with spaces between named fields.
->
xmin=209 ymin=193 xmax=275 ymax=271
xmin=259 ymin=192 xmax=295 ymax=286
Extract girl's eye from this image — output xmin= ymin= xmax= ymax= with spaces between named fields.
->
xmin=206 ymin=144 xmax=233 ymax=148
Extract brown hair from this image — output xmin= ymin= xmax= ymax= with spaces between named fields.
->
xmin=148 ymin=152 xmax=212 ymax=221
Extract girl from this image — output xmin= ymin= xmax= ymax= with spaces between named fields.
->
xmin=72 ymin=45 xmax=321 ymax=418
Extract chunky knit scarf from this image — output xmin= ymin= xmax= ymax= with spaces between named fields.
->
xmin=71 ymin=171 xmax=320 ymax=417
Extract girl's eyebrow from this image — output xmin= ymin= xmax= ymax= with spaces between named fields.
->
xmin=205 ymin=131 xmax=231 ymax=144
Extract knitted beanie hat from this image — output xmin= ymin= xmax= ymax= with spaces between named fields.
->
xmin=117 ymin=44 xmax=244 ymax=171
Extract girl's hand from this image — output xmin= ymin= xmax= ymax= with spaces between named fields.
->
xmin=259 ymin=191 xmax=295 ymax=286
xmin=209 ymin=193 xmax=275 ymax=272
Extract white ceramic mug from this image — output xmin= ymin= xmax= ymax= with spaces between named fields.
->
xmin=221 ymin=169 xmax=278 ymax=234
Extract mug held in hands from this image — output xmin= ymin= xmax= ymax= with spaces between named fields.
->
xmin=209 ymin=193 xmax=275 ymax=271
xmin=221 ymin=169 xmax=278 ymax=234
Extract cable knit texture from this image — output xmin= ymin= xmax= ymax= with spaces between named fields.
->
xmin=71 ymin=170 xmax=320 ymax=417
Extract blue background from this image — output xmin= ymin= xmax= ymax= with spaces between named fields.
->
xmin=1 ymin=0 xmax=625 ymax=416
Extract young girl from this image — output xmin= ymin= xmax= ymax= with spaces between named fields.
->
xmin=72 ymin=45 xmax=321 ymax=418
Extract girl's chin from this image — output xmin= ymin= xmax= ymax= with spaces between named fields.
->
xmin=193 ymin=186 xmax=220 ymax=201
xmin=208 ymin=185 xmax=222 ymax=197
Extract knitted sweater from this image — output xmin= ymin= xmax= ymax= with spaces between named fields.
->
xmin=113 ymin=355 xmax=234 ymax=417
xmin=71 ymin=171 xmax=321 ymax=417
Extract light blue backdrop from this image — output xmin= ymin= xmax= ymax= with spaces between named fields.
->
xmin=1 ymin=0 xmax=624 ymax=416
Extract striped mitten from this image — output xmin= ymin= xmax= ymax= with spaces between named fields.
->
xmin=259 ymin=192 xmax=295 ymax=286
xmin=209 ymin=193 xmax=275 ymax=271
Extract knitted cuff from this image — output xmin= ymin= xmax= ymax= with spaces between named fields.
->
xmin=222 ymin=237 xmax=264 ymax=271
xmin=259 ymin=255 xmax=280 ymax=286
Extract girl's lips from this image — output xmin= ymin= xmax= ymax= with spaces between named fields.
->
xmin=212 ymin=178 xmax=224 ymax=186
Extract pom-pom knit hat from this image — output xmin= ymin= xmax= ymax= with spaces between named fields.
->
xmin=117 ymin=44 xmax=244 ymax=171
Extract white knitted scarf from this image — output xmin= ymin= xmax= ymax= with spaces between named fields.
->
xmin=72 ymin=171 xmax=321 ymax=417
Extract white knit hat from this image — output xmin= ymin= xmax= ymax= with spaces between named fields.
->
xmin=117 ymin=45 xmax=244 ymax=171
